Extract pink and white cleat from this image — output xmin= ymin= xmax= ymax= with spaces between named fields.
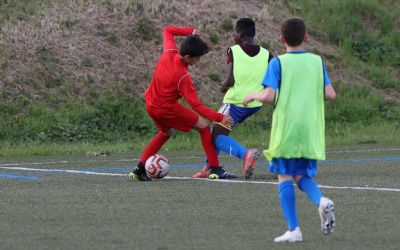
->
xmin=192 ymin=166 xmax=210 ymax=178
xmin=242 ymin=148 xmax=260 ymax=179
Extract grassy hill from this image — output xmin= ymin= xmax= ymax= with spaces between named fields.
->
xmin=0 ymin=0 xmax=399 ymax=156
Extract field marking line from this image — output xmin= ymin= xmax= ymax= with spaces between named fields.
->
xmin=2 ymin=166 xmax=400 ymax=192
xmin=327 ymin=148 xmax=400 ymax=153
xmin=1 ymin=153 xmax=400 ymax=168
xmin=1 ymin=147 xmax=400 ymax=167
xmin=0 ymin=166 xmax=126 ymax=176
xmin=0 ymin=173 xmax=40 ymax=181
xmin=317 ymin=184 xmax=400 ymax=192
xmin=167 ymin=177 xmax=400 ymax=192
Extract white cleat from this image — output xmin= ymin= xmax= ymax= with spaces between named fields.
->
xmin=274 ymin=227 xmax=303 ymax=243
xmin=319 ymin=197 xmax=336 ymax=235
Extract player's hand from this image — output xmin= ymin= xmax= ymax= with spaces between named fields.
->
xmin=242 ymin=94 xmax=255 ymax=106
xmin=221 ymin=114 xmax=234 ymax=127
xmin=192 ymin=29 xmax=201 ymax=35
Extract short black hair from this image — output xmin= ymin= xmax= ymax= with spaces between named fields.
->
xmin=280 ymin=17 xmax=306 ymax=47
xmin=235 ymin=18 xmax=256 ymax=37
xmin=179 ymin=35 xmax=209 ymax=58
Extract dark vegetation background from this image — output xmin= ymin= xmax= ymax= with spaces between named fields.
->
xmin=0 ymin=0 xmax=399 ymax=154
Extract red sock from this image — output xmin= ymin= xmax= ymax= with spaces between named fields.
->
xmin=139 ymin=132 xmax=170 ymax=164
xmin=199 ymin=126 xmax=219 ymax=167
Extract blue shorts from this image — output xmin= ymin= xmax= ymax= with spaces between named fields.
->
xmin=269 ymin=158 xmax=318 ymax=177
xmin=216 ymin=103 xmax=261 ymax=129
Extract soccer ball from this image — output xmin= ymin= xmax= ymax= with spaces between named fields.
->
xmin=145 ymin=154 xmax=170 ymax=179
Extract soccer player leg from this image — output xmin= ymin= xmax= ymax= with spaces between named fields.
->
xmin=192 ymin=123 xmax=228 ymax=178
xmin=193 ymin=116 xmax=218 ymax=166
xmin=139 ymin=130 xmax=171 ymax=166
xmin=278 ymin=177 xmax=299 ymax=231
xmin=213 ymin=104 xmax=261 ymax=178
xmin=214 ymin=132 xmax=259 ymax=179
xmin=212 ymin=104 xmax=247 ymax=159
xmin=194 ymin=117 xmax=237 ymax=179
xmin=296 ymin=175 xmax=322 ymax=206
xmin=318 ymin=196 xmax=336 ymax=235
xmin=211 ymin=123 xmax=231 ymax=154
xmin=130 ymin=130 xmax=171 ymax=181
xmin=193 ymin=124 xmax=216 ymax=179
xmin=130 ymin=111 xmax=171 ymax=181
xmin=213 ymin=130 xmax=246 ymax=159
xmin=274 ymin=175 xmax=302 ymax=243
xmin=194 ymin=122 xmax=244 ymax=178
xmin=295 ymin=175 xmax=335 ymax=235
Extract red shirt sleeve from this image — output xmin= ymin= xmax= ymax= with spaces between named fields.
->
xmin=163 ymin=26 xmax=195 ymax=51
xmin=178 ymin=75 xmax=224 ymax=122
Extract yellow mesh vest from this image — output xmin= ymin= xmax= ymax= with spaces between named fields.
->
xmin=264 ymin=53 xmax=326 ymax=161
xmin=223 ymin=45 xmax=269 ymax=107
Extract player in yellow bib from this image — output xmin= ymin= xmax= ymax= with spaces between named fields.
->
xmin=243 ymin=17 xmax=337 ymax=243
xmin=193 ymin=18 xmax=273 ymax=179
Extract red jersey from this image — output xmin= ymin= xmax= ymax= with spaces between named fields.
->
xmin=144 ymin=26 xmax=223 ymax=122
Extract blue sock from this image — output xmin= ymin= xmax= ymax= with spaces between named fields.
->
xmin=297 ymin=176 xmax=322 ymax=207
xmin=214 ymin=135 xmax=247 ymax=159
xmin=278 ymin=180 xmax=299 ymax=230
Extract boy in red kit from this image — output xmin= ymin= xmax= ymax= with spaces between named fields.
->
xmin=129 ymin=26 xmax=237 ymax=181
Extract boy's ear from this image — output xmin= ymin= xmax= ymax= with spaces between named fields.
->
xmin=182 ymin=55 xmax=191 ymax=63
xmin=234 ymin=32 xmax=243 ymax=44
xmin=279 ymin=34 xmax=285 ymax=44
xmin=304 ymin=33 xmax=309 ymax=42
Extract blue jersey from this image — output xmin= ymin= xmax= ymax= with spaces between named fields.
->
xmin=262 ymin=50 xmax=331 ymax=90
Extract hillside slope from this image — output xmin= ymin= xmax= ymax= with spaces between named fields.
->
xmin=1 ymin=0 xmax=397 ymax=104
xmin=0 ymin=0 xmax=399 ymax=148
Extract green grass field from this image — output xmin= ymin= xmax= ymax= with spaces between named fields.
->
xmin=1 ymin=145 xmax=400 ymax=250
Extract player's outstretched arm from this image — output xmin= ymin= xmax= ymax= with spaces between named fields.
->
xmin=179 ymin=75 xmax=224 ymax=123
xmin=243 ymin=87 xmax=275 ymax=106
xmin=163 ymin=26 xmax=195 ymax=51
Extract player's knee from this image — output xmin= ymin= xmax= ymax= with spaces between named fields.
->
xmin=294 ymin=175 xmax=305 ymax=184
xmin=278 ymin=175 xmax=294 ymax=183
xmin=211 ymin=124 xmax=231 ymax=141
xmin=194 ymin=117 xmax=208 ymax=130
xmin=164 ymin=129 xmax=173 ymax=137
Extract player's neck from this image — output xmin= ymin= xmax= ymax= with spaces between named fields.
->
xmin=241 ymin=37 xmax=255 ymax=45
xmin=285 ymin=44 xmax=305 ymax=52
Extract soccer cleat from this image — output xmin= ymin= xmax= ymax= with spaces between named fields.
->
xmin=208 ymin=166 xmax=238 ymax=179
xmin=129 ymin=166 xmax=152 ymax=182
xmin=319 ymin=197 xmax=336 ymax=235
xmin=274 ymin=227 xmax=303 ymax=243
xmin=242 ymin=148 xmax=260 ymax=179
xmin=192 ymin=166 xmax=210 ymax=178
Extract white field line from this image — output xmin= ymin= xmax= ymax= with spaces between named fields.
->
xmin=2 ymin=166 xmax=400 ymax=192
xmin=328 ymin=148 xmax=400 ymax=154
xmin=0 ymin=166 xmax=126 ymax=176
xmin=0 ymin=147 xmax=400 ymax=167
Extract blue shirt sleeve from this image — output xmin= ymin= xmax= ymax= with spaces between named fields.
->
xmin=323 ymin=63 xmax=331 ymax=86
xmin=261 ymin=57 xmax=280 ymax=90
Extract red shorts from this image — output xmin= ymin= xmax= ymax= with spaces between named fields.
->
xmin=146 ymin=103 xmax=199 ymax=134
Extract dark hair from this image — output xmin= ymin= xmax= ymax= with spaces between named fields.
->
xmin=179 ymin=35 xmax=209 ymax=58
xmin=235 ymin=18 xmax=256 ymax=37
xmin=280 ymin=17 xmax=306 ymax=47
